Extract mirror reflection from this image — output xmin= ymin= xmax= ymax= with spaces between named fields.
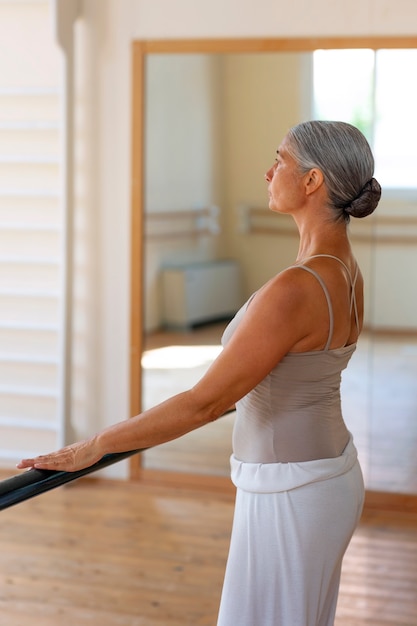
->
xmin=140 ymin=50 xmax=417 ymax=494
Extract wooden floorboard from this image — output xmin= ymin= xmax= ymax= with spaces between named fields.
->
xmin=0 ymin=476 xmax=416 ymax=625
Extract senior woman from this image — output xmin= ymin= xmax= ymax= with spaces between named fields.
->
xmin=19 ymin=120 xmax=381 ymax=626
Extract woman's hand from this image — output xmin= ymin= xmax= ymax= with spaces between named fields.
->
xmin=16 ymin=437 xmax=103 ymax=473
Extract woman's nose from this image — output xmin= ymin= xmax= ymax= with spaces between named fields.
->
xmin=265 ymin=167 xmax=273 ymax=182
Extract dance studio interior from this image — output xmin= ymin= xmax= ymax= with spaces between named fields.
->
xmin=0 ymin=1 xmax=416 ymax=624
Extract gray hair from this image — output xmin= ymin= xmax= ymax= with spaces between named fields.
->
xmin=286 ymin=120 xmax=381 ymax=222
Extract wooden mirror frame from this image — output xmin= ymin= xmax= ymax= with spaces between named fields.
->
xmin=129 ymin=36 xmax=417 ymax=499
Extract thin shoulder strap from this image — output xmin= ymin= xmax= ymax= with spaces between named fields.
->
xmin=350 ymin=265 xmax=360 ymax=331
xmin=303 ymin=254 xmax=360 ymax=331
xmin=289 ymin=265 xmax=334 ymax=351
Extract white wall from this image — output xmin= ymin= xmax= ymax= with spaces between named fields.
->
xmin=129 ymin=0 xmax=417 ymax=39
xmin=0 ymin=1 xmax=64 ymax=466
xmin=60 ymin=0 xmax=417 ymax=477
xmin=144 ymin=51 xmax=310 ymax=330
xmin=221 ymin=52 xmax=312 ymax=295
xmin=144 ymin=54 xmax=223 ymax=330
xmin=145 ymin=55 xmax=222 ymax=213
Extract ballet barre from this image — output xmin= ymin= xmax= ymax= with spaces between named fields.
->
xmin=0 ymin=449 xmax=142 ymax=512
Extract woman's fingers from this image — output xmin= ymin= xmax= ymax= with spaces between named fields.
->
xmin=16 ymin=458 xmax=37 ymax=469
xmin=17 ymin=440 xmax=102 ymax=473
xmin=17 ymin=451 xmax=74 ymax=471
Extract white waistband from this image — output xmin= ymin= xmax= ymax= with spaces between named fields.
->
xmin=230 ymin=435 xmax=358 ymax=494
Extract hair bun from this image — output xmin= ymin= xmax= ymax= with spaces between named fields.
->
xmin=346 ymin=177 xmax=382 ymax=218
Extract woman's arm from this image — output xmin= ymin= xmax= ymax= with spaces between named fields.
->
xmin=17 ymin=270 xmax=311 ymax=473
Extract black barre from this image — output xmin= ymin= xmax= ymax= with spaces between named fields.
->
xmin=0 ymin=449 xmax=142 ymax=511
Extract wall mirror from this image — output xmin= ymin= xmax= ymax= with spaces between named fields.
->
xmin=130 ymin=37 xmax=417 ymax=498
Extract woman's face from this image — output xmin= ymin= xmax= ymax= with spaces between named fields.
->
xmin=265 ymin=135 xmax=306 ymax=214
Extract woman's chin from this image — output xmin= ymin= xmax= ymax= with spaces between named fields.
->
xmin=269 ymin=202 xmax=281 ymax=214
xmin=268 ymin=200 xmax=289 ymax=215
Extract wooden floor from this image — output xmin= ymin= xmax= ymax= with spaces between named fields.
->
xmin=0 ymin=475 xmax=416 ymax=626
xmin=2 ymin=325 xmax=415 ymax=624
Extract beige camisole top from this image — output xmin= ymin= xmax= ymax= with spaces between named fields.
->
xmin=221 ymin=255 xmax=359 ymax=463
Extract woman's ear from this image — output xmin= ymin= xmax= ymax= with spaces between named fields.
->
xmin=304 ymin=168 xmax=324 ymax=196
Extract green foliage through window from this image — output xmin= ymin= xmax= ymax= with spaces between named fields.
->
xmin=313 ymin=49 xmax=417 ymax=189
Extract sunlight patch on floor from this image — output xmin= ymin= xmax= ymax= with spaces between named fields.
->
xmin=142 ymin=344 xmax=223 ymax=369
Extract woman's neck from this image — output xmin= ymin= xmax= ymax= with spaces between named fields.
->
xmin=294 ymin=216 xmax=351 ymax=263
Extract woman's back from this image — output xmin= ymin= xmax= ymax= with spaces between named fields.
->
xmin=222 ymin=255 xmax=360 ymax=463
